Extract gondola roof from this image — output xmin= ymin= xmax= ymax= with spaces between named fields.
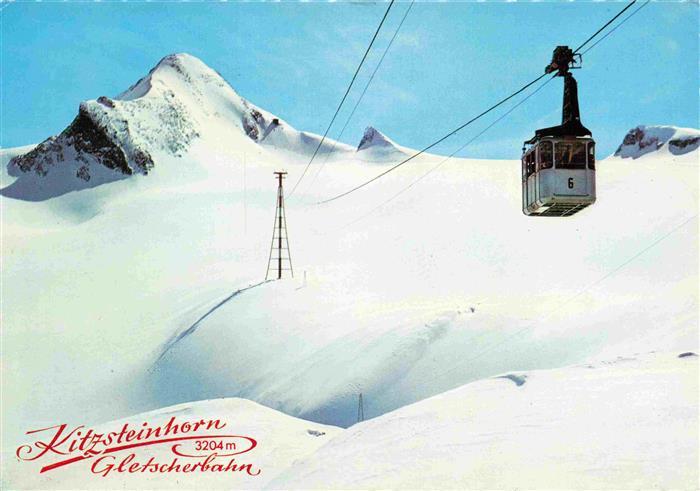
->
xmin=525 ymin=120 xmax=592 ymax=145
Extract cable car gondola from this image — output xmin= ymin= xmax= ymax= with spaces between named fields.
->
xmin=522 ymin=46 xmax=596 ymax=217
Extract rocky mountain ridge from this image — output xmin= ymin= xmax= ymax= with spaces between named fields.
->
xmin=615 ymin=125 xmax=700 ymax=159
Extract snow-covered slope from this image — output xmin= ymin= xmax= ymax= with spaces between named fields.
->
xmin=7 ymin=353 xmax=695 ymax=489
xmin=614 ymin=125 xmax=700 ymax=160
xmin=4 ymin=398 xmax=340 ymax=489
xmin=272 ymin=352 xmax=699 ymax=489
xmin=141 ymin=146 xmax=698 ymax=428
xmin=3 ymin=137 xmax=695 ymax=439
xmin=1 ymin=54 xmax=697 ymax=487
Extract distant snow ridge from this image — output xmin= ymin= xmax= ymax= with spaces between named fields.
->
xmin=6 ymin=53 xmax=699 ymax=200
xmin=615 ymin=125 xmax=700 ymax=159
xmin=272 ymin=352 xmax=698 ymax=489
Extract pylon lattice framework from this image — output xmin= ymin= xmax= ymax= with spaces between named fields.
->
xmin=266 ymin=171 xmax=294 ymax=280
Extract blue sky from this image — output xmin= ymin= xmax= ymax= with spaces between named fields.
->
xmin=1 ymin=1 xmax=697 ymax=159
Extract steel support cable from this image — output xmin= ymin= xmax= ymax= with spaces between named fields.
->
xmin=339 ymin=0 xmax=650 ymax=226
xmin=580 ymin=1 xmax=651 ymax=56
xmin=375 ymin=0 xmax=658 ymax=378
xmin=317 ymin=72 xmax=550 ymax=205
xmin=316 ymin=0 xmax=639 ymax=206
xmin=573 ymin=0 xmax=638 ymax=53
xmin=288 ymin=0 xmax=395 ymax=198
xmin=339 ymin=74 xmax=557 ymax=230
xmin=436 ymin=213 xmax=698 ymax=382
xmin=305 ymin=0 xmax=416 ymax=194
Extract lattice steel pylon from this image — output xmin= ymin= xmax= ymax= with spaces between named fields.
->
xmin=265 ymin=171 xmax=294 ymax=280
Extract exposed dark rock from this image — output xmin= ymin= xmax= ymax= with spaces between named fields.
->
xmin=251 ymin=108 xmax=264 ymax=125
xmin=669 ymin=136 xmax=700 ymax=154
xmin=76 ymin=165 xmax=91 ymax=181
xmin=10 ymin=106 xmax=133 ymax=176
xmin=306 ymin=429 xmax=326 ymax=437
xmin=69 ymin=106 xmax=133 ymax=174
xmin=97 ymin=96 xmax=115 ymax=109
xmin=615 ymin=126 xmax=663 ymax=156
xmin=241 ymin=104 xmax=268 ymax=142
xmin=243 ymin=117 xmax=259 ymax=141
xmin=7 ymin=101 xmax=160 ymax=181
xmin=133 ymin=149 xmax=154 ymax=174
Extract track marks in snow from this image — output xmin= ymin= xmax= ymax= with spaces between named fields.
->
xmin=154 ymin=280 xmax=270 ymax=365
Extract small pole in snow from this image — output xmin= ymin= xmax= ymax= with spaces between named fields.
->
xmin=357 ymin=393 xmax=364 ymax=423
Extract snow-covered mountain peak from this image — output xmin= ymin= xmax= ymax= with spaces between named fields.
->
xmin=3 ymin=52 xmax=375 ymax=201
xmin=357 ymin=126 xmax=397 ymax=151
xmin=116 ymin=53 xmax=232 ymax=102
xmin=2 ymin=53 xmax=310 ymax=200
xmin=355 ymin=126 xmax=410 ymax=162
xmin=614 ymin=125 xmax=700 ymax=159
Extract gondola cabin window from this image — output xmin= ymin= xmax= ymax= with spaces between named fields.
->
xmin=526 ymin=151 xmax=536 ymax=177
xmin=538 ymin=141 xmax=553 ymax=170
xmin=556 ymin=141 xmax=587 ymax=169
xmin=588 ymin=142 xmax=596 ymax=169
